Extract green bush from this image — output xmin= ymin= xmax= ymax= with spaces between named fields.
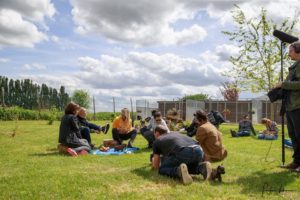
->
xmin=0 ymin=107 xmax=63 ymax=121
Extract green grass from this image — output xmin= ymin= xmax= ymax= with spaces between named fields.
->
xmin=0 ymin=121 xmax=299 ymax=200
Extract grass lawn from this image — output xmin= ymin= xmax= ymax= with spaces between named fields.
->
xmin=0 ymin=120 xmax=299 ymax=200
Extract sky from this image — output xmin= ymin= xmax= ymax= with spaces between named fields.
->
xmin=0 ymin=0 xmax=300 ymax=111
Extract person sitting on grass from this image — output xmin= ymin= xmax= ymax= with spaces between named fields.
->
xmin=58 ymin=102 xmax=91 ymax=157
xmin=140 ymin=111 xmax=170 ymax=148
xmin=166 ymin=109 xmax=184 ymax=131
xmin=112 ymin=108 xmax=137 ymax=148
xmin=257 ymin=118 xmax=278 ymax=140
xmin=194 ymin=109 xmax=227 ymax=162
xmin=77 ymin=107 xmax=110 ymax=148
xmin=151 ymin=125 xmax=223 ymax=185
xmin=230 ymin=114 xmax=256 ymax=137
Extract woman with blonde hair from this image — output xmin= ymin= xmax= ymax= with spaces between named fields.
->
xmin=112 ymin=108 xmax=137 ymax=148
xmin=257 ymin=118 xmax=278 ymax=140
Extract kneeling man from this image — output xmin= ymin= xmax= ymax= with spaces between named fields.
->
xmin=152 ymin=125 xmax=213 ymax=185
xmin=195 ymin=109 xmax=227 ymax=162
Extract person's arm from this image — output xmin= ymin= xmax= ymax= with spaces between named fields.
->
xmin=195 ymin=127 xmax=206 ymax=145
xmin=70 ymin=116 xmax=80 ymax=131
xmin=147 ymin=118 xmax=154 ymax=130
xmin=238 ymin=122 xmax=242 ymax=132
xmin=161 ymin=120 xmax=170 ymax=133
xmin=250 ymin=122 xmax=256 ymax=135
xmin=152 ymin=154 xmax=160 ymax=170
xmin=282 ymin=67 xmax=300 ymax=90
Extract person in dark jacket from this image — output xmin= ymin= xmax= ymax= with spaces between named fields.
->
xmin=230 ymin=114 xmax=256 ymax=137
xmin=77 ymin=107 xmax=110 ymax=148
xmin=275 ymin=41 xmax=300 ymax=171
xmin=58 ymin=102 xmax=91 ymax=157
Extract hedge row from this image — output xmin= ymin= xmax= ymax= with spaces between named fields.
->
xmin=0 ymin=107 xmax=124 ymax=121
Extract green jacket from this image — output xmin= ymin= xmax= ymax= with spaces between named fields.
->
xmin=282 ymin=60 xmax=300 ymax=111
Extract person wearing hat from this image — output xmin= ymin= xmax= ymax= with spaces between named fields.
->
xmin=194 ymin=109 xmax=227 ymax=162
xmin=274 ymin=41 xmax=300 ymax=171
xmin=230 ymin=114 xmax=256 ymax=137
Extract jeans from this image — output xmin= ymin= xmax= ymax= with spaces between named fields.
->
xmin=237 ymin=131 xmax=251 ymax=137
xmin=85 ymin=122 xmax=101 ymax=131
xmin=140 ymin=127 xmax=155 ymax=147
xmin=257 ymin=134 xmax=278 ymax=140
xmin=286 ymin=109 xmax=300 ymax=164
xmin=159 ymin=146 xmax=204 ymax=178
xmin=80 ymin=127 xmax=92 ymax=143
xmin=112 ymin=128 xmax=137 ymax=147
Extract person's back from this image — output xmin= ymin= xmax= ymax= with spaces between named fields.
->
xmin=59 ymin=114 xmax=81 ymax=145
xmin=153 ymin=133 xmax=198 ymax=157
xmin=196 ymin=121 xmax=227 ymax=162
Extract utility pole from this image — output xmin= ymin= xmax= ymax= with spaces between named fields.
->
xmin=93 ymin=96 xmax=96 ymax=121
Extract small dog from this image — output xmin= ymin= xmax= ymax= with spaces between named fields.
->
xmin=211 ymin=165 xmax=225 ymax=182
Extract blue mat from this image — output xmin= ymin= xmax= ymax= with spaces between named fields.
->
xmin=90 ymin=147 xmax=140 ymax=155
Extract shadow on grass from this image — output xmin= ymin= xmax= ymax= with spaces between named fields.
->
xmin=29 ymin=152 xmax=61 ymax=157
xmin=236 ymin=170 xmax=299 ymax=195
xmin=131 ymin=165 xmax=179 ymax=186
xmin=132 ymin=147 xmax=152 ymax=154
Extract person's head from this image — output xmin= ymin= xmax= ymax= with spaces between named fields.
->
xmin=242 ymin=114 xmax=249 ymax=120
xmin=261 ymin=118 xmax=271 ymax=125
xmin=154 ymin=125 xmax=168 ymax=139
xmin=121 ymin=108 xmax=130 ymax=121
xmin=151 ymin=110 xmax=157 ymax=117
xmin=78 ymin=107 xmax=87 ymax=118
xmin=194 ymin=109 xmax=207 ymax=125
xmin=64 ymin=102 xmax=80 ymax=115
xmin=289 ymin=42 xmax=300 ymax=61
xmin=154 ymin=111 xmax=162 ymax=123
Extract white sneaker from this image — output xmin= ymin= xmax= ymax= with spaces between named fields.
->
xmin=177 ymin=163 xmax=193 ymax=185
xmin=201 ymin=161 xmax=212 ymax=181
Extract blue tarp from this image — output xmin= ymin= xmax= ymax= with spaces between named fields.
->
xmin=90 ymin=147 xmax=140 ymax=155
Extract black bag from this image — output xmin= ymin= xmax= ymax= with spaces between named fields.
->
xmin=267 ymin=88 xmax=284 ymax=103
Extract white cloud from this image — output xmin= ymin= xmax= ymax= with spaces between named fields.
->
xmin=204 ymin=0 xmax=300 ymax=26
xmin=76 ymin=52 xmax=227 ymax=90
xmin=0 ymin=0 xmax=55 ymax=48
xmin=70 ymin=0 xmax=207 ymax=46
xmin=0 ymin=58 xmax=9 ymax=63
xmin=51 ymin=35 xmax=59 ymax=43
xmin=0 ymin=0 xmax=56 ymax=23
xmin=216 ymin=44 xmax=240 ymax=61
xmin=23 ymin=63 xmax=46 ymax=70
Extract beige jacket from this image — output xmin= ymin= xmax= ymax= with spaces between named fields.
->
xmin=196 ymin=122 xmax=227 ymax=162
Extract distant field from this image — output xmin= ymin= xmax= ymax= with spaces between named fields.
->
xmin=0 ymin=121 xmax=299 ymax=200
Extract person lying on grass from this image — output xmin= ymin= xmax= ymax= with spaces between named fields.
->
xmin=112 ymin=108 xmax=137 ymax=148
xmin=151 ymin=125 xmax=223 ymax=185
xmin=77 ymin=107 xmax=110 ymax=148
xmin=58 ymin=102 xmax=91 ymax=157
xmin=230 ymin=114 xmax=256 ymax=137
xmin=257 ymin=118 xmax=278 ymax=140
xmin=194 ymin=109 xmax=227 ymax=162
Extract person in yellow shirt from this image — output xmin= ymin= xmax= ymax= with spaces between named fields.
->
xmin=112 ymin=108 xmax=137 ymax=148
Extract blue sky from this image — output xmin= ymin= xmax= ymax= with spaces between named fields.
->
xmin=0 ymin=0 xmax=300 ymax=111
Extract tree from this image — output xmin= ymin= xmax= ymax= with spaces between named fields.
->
xmin=182 ymin=93 xmax=209 ymax=101
xmin=72 ymin=89 xmax=91 ymax=109
xmin=220 ymin=81 xmax=240 ymax=101
xmin=222 ymin=5 xmax=299 ymax=93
